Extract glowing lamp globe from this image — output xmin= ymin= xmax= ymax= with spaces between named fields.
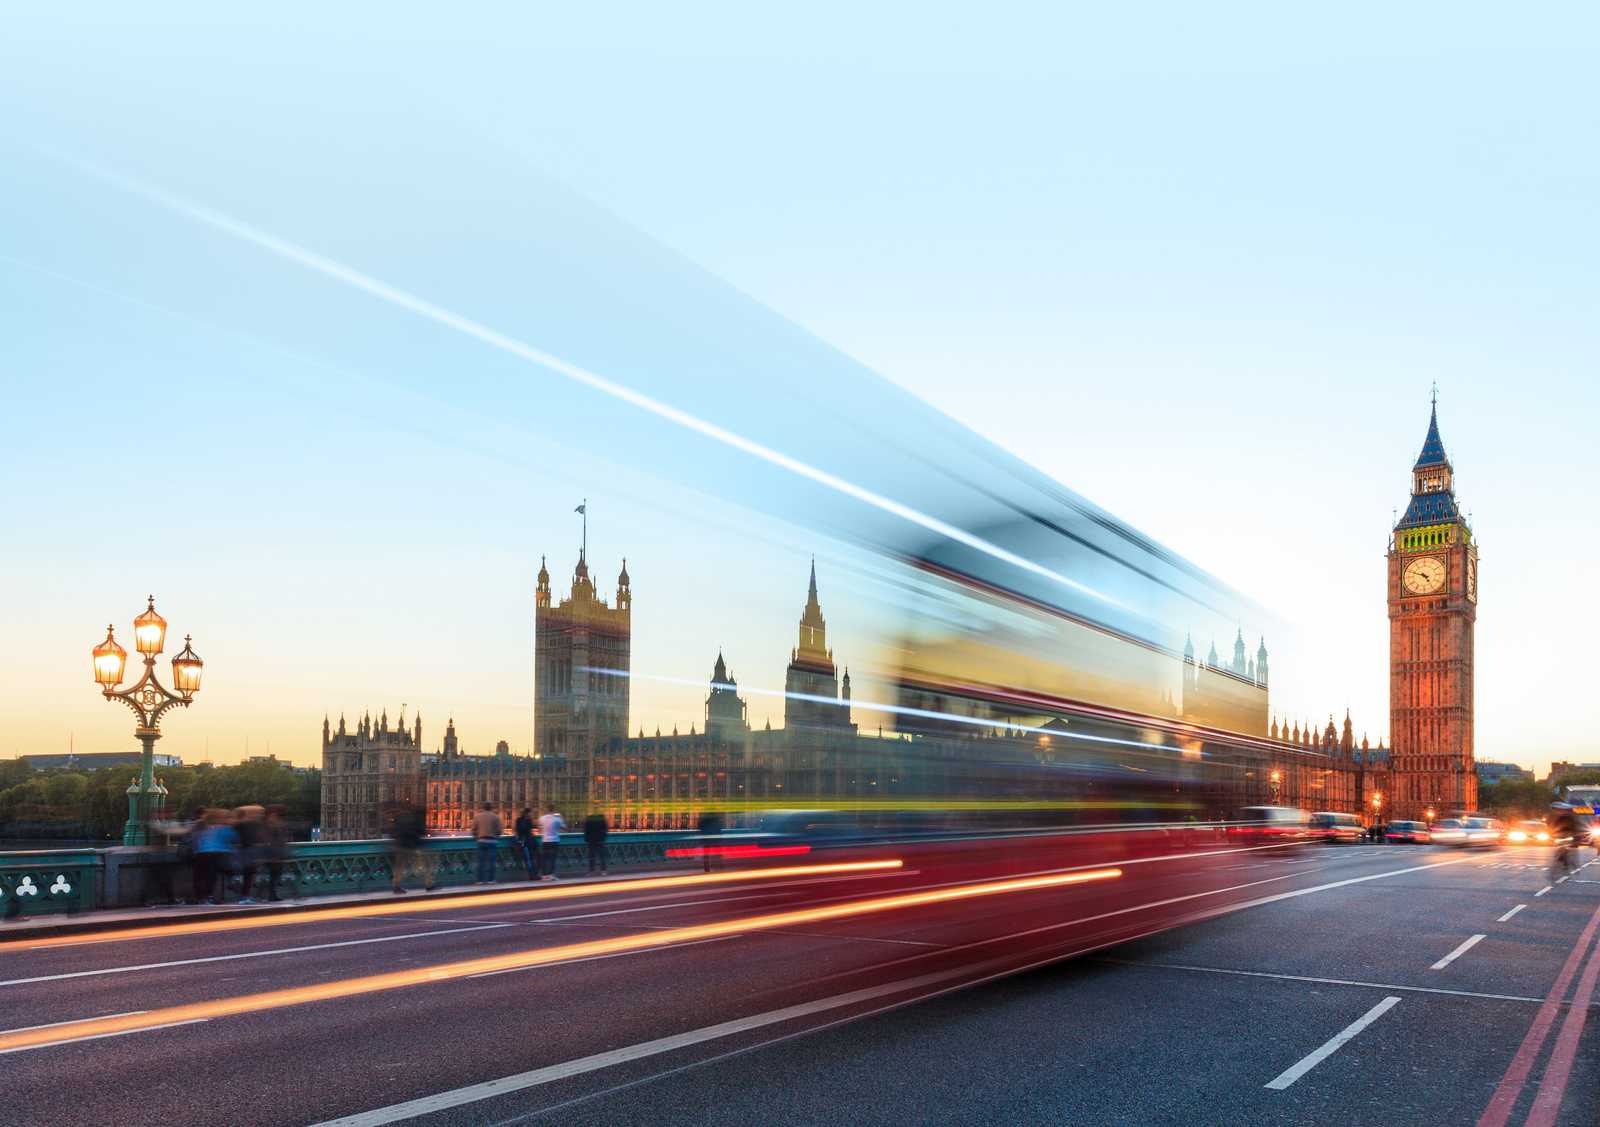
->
xmin=133 ymin=596 xmax=167 ymax=655
xmin=93 ymin=625 xmax=127 ymax=687
xmin=171 ymin=635 xmax=204 ymax=695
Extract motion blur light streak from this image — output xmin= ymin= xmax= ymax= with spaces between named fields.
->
xmin=48 ymin=152 xmax=1125 ymax=614
xmin=0 ymin=867 xmax=1120 ymax=1054
xmin=13 ymin=860 xmax=902 ymax=951
xmin=664 ymin=845 xmax=813 ymax=859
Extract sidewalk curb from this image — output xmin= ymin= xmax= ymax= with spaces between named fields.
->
xmin=0 ymin=869 xmax=680 ymax=943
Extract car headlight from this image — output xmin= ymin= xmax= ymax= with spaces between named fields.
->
xmin=1508 ymin=831 xmax=1527 ymax=842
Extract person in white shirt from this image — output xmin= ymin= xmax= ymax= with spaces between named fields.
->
xmin=537 ymin=805 xmax=566 ymax=881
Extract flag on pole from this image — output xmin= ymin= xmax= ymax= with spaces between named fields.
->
xmin=575 ymin=503 xmax=586 ymax=514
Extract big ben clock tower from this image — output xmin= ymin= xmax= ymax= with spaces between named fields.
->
xmin=1388 ymin=394 xmax=1478 ymax=819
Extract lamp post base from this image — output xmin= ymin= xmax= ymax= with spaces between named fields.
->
xmin=122 ymin=734 xmax=168 ymax=846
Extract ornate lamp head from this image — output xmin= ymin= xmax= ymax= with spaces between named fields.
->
xmin=93 ymin=625 xmax=127 ymax=687
xmin=133 ymin=596 xmax=167 ymax=655
xmin=171 ymin=635 xmax=203 ymax=696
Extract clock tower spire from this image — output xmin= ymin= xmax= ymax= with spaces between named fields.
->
xmin=1388 ymin=393 xmax=1478 ymax=819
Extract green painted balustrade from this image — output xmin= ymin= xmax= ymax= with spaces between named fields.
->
xmin=0 ymin=849 xmax=100 ymax=918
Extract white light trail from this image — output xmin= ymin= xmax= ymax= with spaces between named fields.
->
xmin=53 ymin=154 xmax=1124 ymax=615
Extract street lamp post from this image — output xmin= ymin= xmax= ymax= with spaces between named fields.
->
xmin=1270 ymin=769 xmax=1282 ymax=804
xmin=1370 ymin=792 xmax=1383 ymax=841
xmin=92 ymin=596 xmax=203 ymax=845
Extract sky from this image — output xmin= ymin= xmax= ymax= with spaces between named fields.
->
xmin=2 ymin=4 xmax=1596 ymax=774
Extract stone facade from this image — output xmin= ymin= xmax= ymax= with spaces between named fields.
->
xmin=533 ymin=550 xmax=631 ymax=762
xmin=319 ymin=709 xmax=422 ymax=840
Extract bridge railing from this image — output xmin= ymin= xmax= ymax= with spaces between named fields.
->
xmin=0 ymin=849 xmax=100 ymax=918
xmin=0 ymin=832 xmax=716 ymax=918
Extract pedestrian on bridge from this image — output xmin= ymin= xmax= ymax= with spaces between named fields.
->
xmin=264 ymin=804 xmax=293 ymax=901
xmin=471 ymin=803 xmax=503 ymax=884
xmin=235 ymin=805 xmax=266 ymax=904
xmin=514 ymin=806 xmax=538 ymax=880
xmin=389 ymin=801 xmax=433 ymax=894
xmin=538 ymin=804 xmax=566 ymax=881
xmin=584 ymin=810 xmax=609 ymax=875
xmin=193 ymin=809 xmax=240 ymax=905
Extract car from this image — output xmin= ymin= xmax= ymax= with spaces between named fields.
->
xmin=1309 ymin=811 xmax=1364 ymax=843
xmin=1429 ymin=818 xmax=1469 ymax=845
xmin=1504 ymin=820 xmax=1551 ymax=845
xmin=1384 ymin=820 xmax=1431 ymax=844
xmin=1230 ymin=806 xmax=1312 ymax=842
xmin=1463 ymin=817 xmax=1505 ymax=847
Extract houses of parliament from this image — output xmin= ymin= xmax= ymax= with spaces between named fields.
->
xmin=320 ymin=401 xmax=1477 ymax=838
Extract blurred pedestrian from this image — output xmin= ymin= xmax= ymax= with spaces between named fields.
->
xmin=471 ymin=803 xmax=503 ymax=884
xmin=1551 ymin=803 xmax=1580 ymax=879
xmin=697 ymin=809 xmax=724 ymax=872
xmin=182 ymin=806 xmax=207 ymax=903
xmin=235 ymin=805 xmax=266 ymax=904
xmin=390 ymin=800 xmax=434 ymax=893
xmin=538 ymin=803 xmax=566 ymax=881
xmin=584 ymin=810 xmax=609 ymax=876
xmin=514 ymin=806 xmax=538 ymax=880
xmin=141 ymin=817 xmax=181 ymax=906
xmin=193 ymin=809 xmax=240 ymax=905
xmin=264 ymin=804 xmax=293 ymax=901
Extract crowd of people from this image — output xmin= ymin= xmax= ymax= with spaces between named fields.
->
xmin=143 ymin=799 xmax=704 ymax=904
xmin=148 ymin=804 xmax=295 ymax=904
xmin=383 ymin=800 xmax=612 ymax=890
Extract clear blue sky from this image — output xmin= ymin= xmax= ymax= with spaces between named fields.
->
xmin=2 ymin=4 xmax=1594 ymax=772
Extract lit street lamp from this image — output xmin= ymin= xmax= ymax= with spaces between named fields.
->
xmin=1269 ymin=769 xmax=1282 ymax=803
xmin=1370 ymin=792 xmax=1383 ymax=840
xmin=92 ymin=596 xmax=203 ymax=845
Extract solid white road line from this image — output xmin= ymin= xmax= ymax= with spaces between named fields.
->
xmin=1556 ymin=875 xmax=1570 ymax=884
xmin=1431 ymin=934 xmax=1487 ymax=971
xmin=311 ymin=965 xmax=979 ymax=1126
xmin=1499 ymin=905 xmax=1528 ymax=923
xmin=1536 ymin=886 xmax=1554 ymax=897
xmin=0 ymin=1010 xmax=147 ymax=1036
xmin=465 ymin=935 xmax=742 ymax=978
xmin=1099 ymin=960 xmax=1559 ymax=1006
xmin=1264 ymin=997 xmax=1400 ymax=1090
xmin=0 ymin=1018 xmax=209 ymax=1056
xmin=0 ymin=924 xmax=512 ymax=988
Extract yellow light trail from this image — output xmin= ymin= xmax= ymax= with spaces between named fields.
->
xmin=11 ymin=860 xmax=904 ymax=951
xmin=0 ymin=867 xmax=1120 ymax=1054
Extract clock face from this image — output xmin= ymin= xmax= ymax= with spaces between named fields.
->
xmin=1403 ymin=556 xmax=1446 ymax=595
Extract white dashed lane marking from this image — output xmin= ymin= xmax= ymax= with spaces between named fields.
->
xmin=1264 ymin=997 xmax=1401 ymax=1090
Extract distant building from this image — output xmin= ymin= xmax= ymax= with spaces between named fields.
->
xmin=319 ymin=708 xmax=423 ymax=840
xmin=782 ymin=561 xmax=855 ymax=733
xmin=534 ymin=547 xmax=631 ymax=762
xmin=1181 ymin=629 xmax=1270 ymax=737
xmin=21 ymin=751 xmax=182 ymax=771
xmin=1477 ymin=761 xmax=1534 ymax=786
xmin=423 ymin=722 xmax=582 ymax=834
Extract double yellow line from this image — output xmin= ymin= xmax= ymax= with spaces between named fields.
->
xmin=0 ymin=866 xmax=1120 ymax=1054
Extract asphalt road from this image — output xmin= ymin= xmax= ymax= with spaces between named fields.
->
xmin=1 ymin=841 xmax=1595 ymax=1127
